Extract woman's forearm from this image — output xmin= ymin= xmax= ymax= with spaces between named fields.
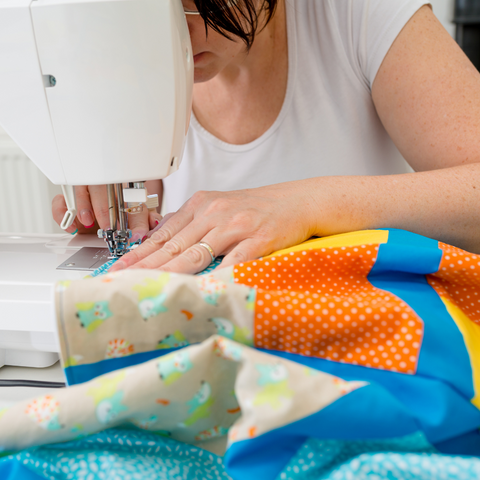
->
xmin=303 ymin=163 xmax=480 ymax=253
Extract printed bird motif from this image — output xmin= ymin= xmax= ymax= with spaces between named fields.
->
xmin=87 ymin=372 xmax=128 ymax=424
xmin=253 ymin=364 xmax=294 ymax=410
xmin=157 ymin=350 xmax=193 ymax=385
xmin=209 ymin=318 xmax=253 ymax=346
xmin=196 ymin=276 xmax=227 ymax=306
xmin=181 ymin=381 xmax=215 ymax=427
xmin=25 ymin=395 xmax=63 ymax=431
xmin=157 ymin=331 xmax=190 ymax=349
xmin=133 ymin=274 xmax=171 ymax=320
xmin=75 ymin=301 xmax=113 ymax=333
xmin=105 ymin=339 xmax=135 ymax=358
xmin=213 ymin=336 xmax=243 ymax=361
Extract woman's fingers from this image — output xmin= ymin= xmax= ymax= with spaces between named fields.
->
xmin=219 ymin=239 xmax=267 ymax=269
xmin=74 ymin=186 xmax=96 ymax=228
xmin=109 ymin=210 xmax=193 ymax=271
xmin=146 ymin=212 xmax=174 ymax=237
xmin=159 ymin=242 xmax=216 ymax=274
xmin=130 ymin=225 xmax=220 ymax=272
xmin=131 ymin=225 xmax=251 ymax=274
xmin=148 ymin=211 xmax=163 ymax=230
xmin=86 ymin=185 xmax=110 ymax=230
xmin=128 ymin=209 xmax=150 ymax=244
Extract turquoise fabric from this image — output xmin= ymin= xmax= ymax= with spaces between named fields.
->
xmin=3 ymin=428 xmax=480 ymax=480
xmin=281 ymin=433 xmax=435 ymax=479
xmin=284 ymin=449 xmax=480 ymax=480
xmin=198 ymin=257 xmax=223 ymax=275
xmin=0 ymin=428 xmax=231 ymax=480
xmin=90 ymin=258 xmax=118 ymax=278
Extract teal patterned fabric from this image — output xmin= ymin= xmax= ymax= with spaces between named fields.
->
xmin=282 ymin=433 xmax=435 ymax=479
xmin=197 ymin=257 xmax=223 ymax=275
xmin=3 ymin=430 xmax=480 ymax=480
xmin=90 ymin=255 xmax=223 ymax=278
xmin=1 ymin=428 xmax=231 ymax=480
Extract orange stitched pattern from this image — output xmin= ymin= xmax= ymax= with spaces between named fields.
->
xmin=427 ymin=243 xmax=480 ymax=323
xmin=233 ymin=245 xmax=423 ymax=374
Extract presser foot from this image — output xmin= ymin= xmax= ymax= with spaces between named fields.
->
xmin=98 ymin=228 xmax=132 ymax=258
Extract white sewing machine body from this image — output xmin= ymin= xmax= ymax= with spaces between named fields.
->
xmin=0 ymin=233 xmax=107 ymax=368
xmin=0 ymin=0 xmax=192 ymax=186
xmin=0 ymin=0 xmax=193 ymax=368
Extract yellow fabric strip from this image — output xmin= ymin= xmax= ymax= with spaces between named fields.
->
xmin=267 ymin=230 xmax=390 ymax=258
xmin=441 ymin=297 xmax=480 ymax=410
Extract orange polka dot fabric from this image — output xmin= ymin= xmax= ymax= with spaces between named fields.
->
xmin=427 ymin=243 xmax=480 ymax=324
xmin=233 ymin=245 xmax=424 ymax=375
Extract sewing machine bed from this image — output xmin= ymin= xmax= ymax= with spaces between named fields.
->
xmin=0 ymin=233 xmax=108 ymax=368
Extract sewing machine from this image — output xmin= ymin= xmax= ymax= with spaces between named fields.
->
xmin=0 ymin=0 xmax=193 ymax=369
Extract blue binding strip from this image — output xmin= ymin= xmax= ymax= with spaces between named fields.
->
xmin=64 ymin=348 xmax=178 ymax=385
xmin=225 ymin=384 xmax=421 ymax=480
xmin=260 ymin=349 xmax=480 ymax=447
xmin=369 ymin=229 xmax=474 ymax=405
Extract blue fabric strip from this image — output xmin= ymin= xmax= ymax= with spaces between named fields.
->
xmin=225 ymin=384 xmax=421 ymax=480
xmin=260 ymin=349 xmax=480 ymax=448
xmin=370 ymin=229 xmax=474 ymax=401
xmin=65 ymin=347 xmax=178 ymax=385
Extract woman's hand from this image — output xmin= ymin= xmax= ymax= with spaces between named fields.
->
xmin=52 ymin=181 xmax=163 ymax=241
xmin=109 ymin=182 xmax=319 ymax=274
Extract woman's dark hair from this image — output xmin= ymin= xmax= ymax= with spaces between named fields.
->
xmin=194 ymin=0 xmax=279 ymax=50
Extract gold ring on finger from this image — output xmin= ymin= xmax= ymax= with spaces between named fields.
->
xmin=198 ymin=242 xmax=216 ymax=264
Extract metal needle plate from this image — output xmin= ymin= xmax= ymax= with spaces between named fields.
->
xmin=56 ymin=247 xmax=111 ymax=271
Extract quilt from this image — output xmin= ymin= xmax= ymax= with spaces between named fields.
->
xmin=1 ymin=229 xmax=480 ymax=480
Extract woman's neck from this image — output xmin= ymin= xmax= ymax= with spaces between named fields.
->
xmin=192 ymin=0 xmax=288 ymax=145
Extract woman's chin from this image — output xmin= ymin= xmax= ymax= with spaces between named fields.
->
xmin=193 ymin=66 xmax=219 ymax=84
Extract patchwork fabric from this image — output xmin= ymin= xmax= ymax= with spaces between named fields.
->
xmin=1 ymin=229 xmax=480 ymax=480
xmin=0 ymin=336 xmax=364 ymax=452
xmin=235 ymin=246 xmax=423 ymax=373
xmin=55 ymin=267 xmax=253 ymax=382
xmin=427 ymin=242 xmax=480 ymax=323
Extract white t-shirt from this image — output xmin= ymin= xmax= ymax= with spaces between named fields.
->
xmin=163 ymin=0 xmax=430 ymax=212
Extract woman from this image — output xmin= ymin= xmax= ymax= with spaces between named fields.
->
xmin=52 ymin=0 xmax=480 ymax=274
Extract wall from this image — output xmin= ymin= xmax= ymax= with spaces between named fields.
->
xmin=430 ymin=0 xmax=456 ymax=37
xmin=0 ymin=126 xmax=62 ymax=234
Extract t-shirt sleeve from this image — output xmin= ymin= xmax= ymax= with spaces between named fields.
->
xmin=331 ymin=0 xmax=431 ymax=90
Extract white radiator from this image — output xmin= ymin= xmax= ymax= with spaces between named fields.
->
xmin=0 ymin=127 xmax=61 ymax=234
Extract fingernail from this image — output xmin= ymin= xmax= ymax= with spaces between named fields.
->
xmin=71 ymin=229 xmax=78 ymax=236
xmin=141 ymin=235 xmax=147 ymax=243
xmin=79 ymin=209 xmax=94 ymax=227
xmin=85 ymin=223 xmax=95 ymax=229
xmin=155 ymin=220 xmax=160 ymax=225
